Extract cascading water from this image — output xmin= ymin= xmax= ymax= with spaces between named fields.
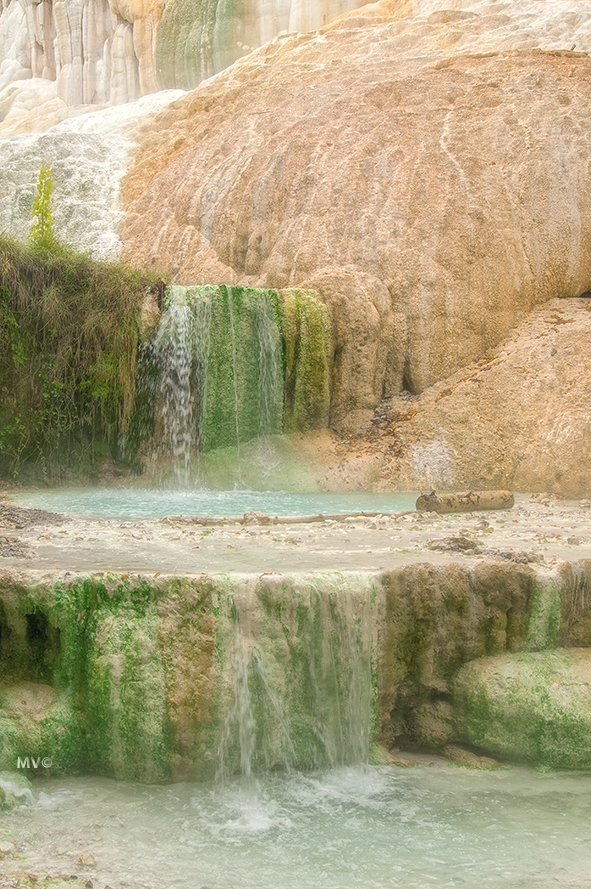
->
xmin=150 ymin=287 xmax=197 ymax=468
xmin=124 ymin=285 xmax=331 ymax=486
xmin=141 ymin=285 xmax=284 ymax=473
xmin=215 ymin=577 xmax=376 ymax=779
xmin=256 ymin=294 xmax=283 ymax=437
xmin=225 ymin=287 xmax=242 ymax=461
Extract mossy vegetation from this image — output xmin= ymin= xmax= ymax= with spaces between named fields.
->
xmin=131 ymin=284 xmax=331 ymax=466
xmin=82 ymin=582 xmax=169 ymax=783
xmin=202 ymin=286 xmax=283 ymax=450
xmin=0 ymin=235 xmax=162 ymax=482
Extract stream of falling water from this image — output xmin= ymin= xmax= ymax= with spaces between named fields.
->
xmin=214 ymin=579 xmax=374 ymax=780
xmin=256 ymin=293 xmax=282 ymax=437
xmin=146 ymin=285 xmax=284 ymax=481
xmin=151 ymin=289 xmax=197 ymax=469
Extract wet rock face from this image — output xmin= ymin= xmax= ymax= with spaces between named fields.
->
xmin=377 ymin=561 xmax=536 ymax=751
xmin=121 ymin=2 xmax=591 ymax=428
xmin=2 ymin=560 xmax=591 ymax=778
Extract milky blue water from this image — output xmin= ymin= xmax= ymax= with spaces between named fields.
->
xmin=13 ymin=489 xmax=419 ymax=520
xmin=3 ymin=765 xmax=591 ymax=889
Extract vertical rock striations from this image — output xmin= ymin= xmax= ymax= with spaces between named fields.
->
xmin=0 ymin=0 xmax=373 ymax=130
xmin=154 ymin=0 xmax=369 ymax=89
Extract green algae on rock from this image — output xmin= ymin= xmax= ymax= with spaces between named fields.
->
xmin=82 ymin=578 xmax=170 ymax=783
xmin=376 ymin=561 xmax=534 ymax=752
xmin=522 ymin=572 xmax=562 ymax=653
xmin=0 ymin=570 xmax=377 ymax=782
xmin=133 ymin=284 xmax=331 ymax=466
xmin=278 ymin=289 xmax=331 ymax=432
xmin=454 ymin=648 xmax=591 ymax=769
xmin=0 ymin=683 xmax=81 ymax=775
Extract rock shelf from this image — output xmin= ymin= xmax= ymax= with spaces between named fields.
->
xmin=0 ymin=494 xmax=589 ymax=574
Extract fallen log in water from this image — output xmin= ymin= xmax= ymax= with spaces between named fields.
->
xmin=159 ymin=510 xmax=417 ymax=526
xmin=415 ymin=490 xmax=514 ymax=514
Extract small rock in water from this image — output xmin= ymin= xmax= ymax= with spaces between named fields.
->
xmin=78 ymin=854 xmax=95 ymax=866
xmin=387 ymin=754 xmax=420 ymax=768
xmin=443 ymin=744 xmax=505 ymax=770
xmin=243 ymin=511 xmax=274 ymax=525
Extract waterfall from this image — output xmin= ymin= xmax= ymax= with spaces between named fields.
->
xmin=143 ymin=285 xmax=284 ymax=468
xmin=225 ymin=286 xmax=242 ymax=456
xmin=151 ymin=287 xmax=196 ymax=468
xmin=256 ymin=293 xmax=283 ymax=437
xmin=216 ymin=577 xmax=376 ymax=778
xmin=125 ymin=284 xmax=331 ymax=481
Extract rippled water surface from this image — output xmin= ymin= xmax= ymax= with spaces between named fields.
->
xmin=3 ymin=765 xmax=591 ymax=889
xmin=14 ymin=489 xmax=419 ymax=519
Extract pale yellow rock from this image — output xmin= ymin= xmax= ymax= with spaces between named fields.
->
xmin=443 ymin=744 xmax=504 ymax=770
xmin=0 ymin=682 xmax=57 ymax=720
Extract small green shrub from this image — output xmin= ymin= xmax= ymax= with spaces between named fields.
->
xmin=29 ymin=165 xmax=57 ymax=251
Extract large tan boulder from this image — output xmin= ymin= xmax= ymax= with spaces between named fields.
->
xmin=121 ymin=0 xmax=591 ymax=429
xmin=386 ymin=297 xmax=591 ymax=495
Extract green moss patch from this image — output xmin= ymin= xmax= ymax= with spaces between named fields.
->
xmin=0 ymin=682 xmax=81 ymax=775
xmin=454 ymin=648 xmax=591 ymax=769
xmin=278 ymin=289 xmax=331 ymax=432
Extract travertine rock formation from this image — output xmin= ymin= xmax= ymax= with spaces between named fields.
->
xmin=0 ymin=90 xmax=182 ymax=258
xmin=385 ymin=297 xmax=591 ymax=496
xmin=121 ymin=0 xmax=591 ymax=429
xmin=155 ymin=0 xmax=371 ymax=89
xmin=3 ymin=560 xmax=591 ymax=777
xmin=1 ymin=0 xmax=591 ymax=493
xmin=0 ymin=0 xmax=147 ymax=132
xmin=0 ymin=0 xmax=371 ymax=133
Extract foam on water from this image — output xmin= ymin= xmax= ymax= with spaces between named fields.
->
xmin=3 ymin=766 xmax=591 ymax=888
